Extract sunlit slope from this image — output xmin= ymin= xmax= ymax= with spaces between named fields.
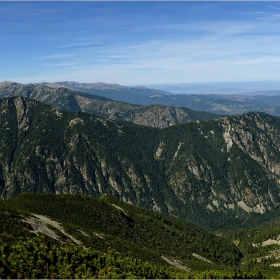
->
xmin=1 ymin=193 xmax=242 ymax=270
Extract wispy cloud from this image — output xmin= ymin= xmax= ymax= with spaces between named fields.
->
xmin=42 ymin=63 xmax=79 ymax=67
xmin=267 ymin=5 xmax=280 ymax=12
xmin=2 ymin=2 xmax=280 ymax=84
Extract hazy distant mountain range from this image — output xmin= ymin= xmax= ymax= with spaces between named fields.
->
xmin=0 ymin=81 xmax=220 ymax=128
xmin=40 ymin=81 xmax=280 ymax=116
xmin=3 ymin=80 xmax=280 ymax=117
xmin=144 ymin=81 xmax=280 ymax=94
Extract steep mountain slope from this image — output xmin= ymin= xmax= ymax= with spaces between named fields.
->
xmin=0 ymin=81 xmax=220 ymax=128
xmin=2 ymin=97 xmax=280 ymax=229
xmin=42 ymin=81 xmax=280 ymax=116
xmin=156 ymin=112 xmax=280 ymax=228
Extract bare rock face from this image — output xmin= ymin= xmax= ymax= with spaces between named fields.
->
xmin=13 ymin=97 xmax=37 ymax=130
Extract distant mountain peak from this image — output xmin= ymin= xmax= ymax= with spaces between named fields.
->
xmin=0 ymin=81 xmax=20 ymax=88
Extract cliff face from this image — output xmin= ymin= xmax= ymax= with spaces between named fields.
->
xmin=2 ymin=97 xmax=280 ymax=229
xmin=161 ymin=113 xmax=280 ymax=218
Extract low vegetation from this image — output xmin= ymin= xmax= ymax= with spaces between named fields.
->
xmin=2 ymin=193 xmax=278 ymax=279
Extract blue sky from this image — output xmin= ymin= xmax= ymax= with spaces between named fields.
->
xmin=1 ymin=1 xmax=280 ymax=86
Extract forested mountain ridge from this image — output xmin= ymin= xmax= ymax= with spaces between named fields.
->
xmin=0 ymin=81 xmax=220 ymax=128
xmin=1 ymin=97 xmax=280 ymax=229
xmin=158 ymin=111 xmax=280 ymax=228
